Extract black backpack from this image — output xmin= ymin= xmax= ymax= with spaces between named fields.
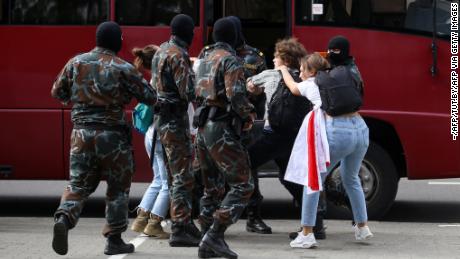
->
xmin=268 ymin=70 xmax=312 ymax=133
xmin=315 ymin=65 xmax=363 ymax=116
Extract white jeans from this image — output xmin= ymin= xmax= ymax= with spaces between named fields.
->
xmin=138 ymin=125 xmax=170 ymax=218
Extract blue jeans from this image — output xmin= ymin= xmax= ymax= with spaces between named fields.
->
xmin=139 ymin=126 xmax=170 ymax=218
xmin=301 ymin=114 xmax=369 ymax=226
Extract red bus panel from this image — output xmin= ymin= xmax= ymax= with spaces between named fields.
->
xmin=292 ymin=25 xmax=460 ymax=179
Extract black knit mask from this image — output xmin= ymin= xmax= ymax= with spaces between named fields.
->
xmin=170 ymin=14 xmax=195 ymax=46
xmin=96 ymin=21 xmax=122 ymax=53
xmin=227 ymin=16 xmax=245 ymax=48
xmin=212 ymin=18 xmax=237 ymax=48
xmin=327 ymin=36 xmax=350 ymax=66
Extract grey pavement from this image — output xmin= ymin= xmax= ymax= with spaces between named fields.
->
xmin=1 ymin=217 xmax=460 ymax=259
xmin=2 ymin=178 xmax=460 ymax=258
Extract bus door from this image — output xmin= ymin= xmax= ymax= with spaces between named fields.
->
xmin=203 ymin=0 xmax=290 ymax=68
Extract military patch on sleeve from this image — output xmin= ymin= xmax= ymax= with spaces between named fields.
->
xmin=244 ymin=63 xmax=258 ymax=70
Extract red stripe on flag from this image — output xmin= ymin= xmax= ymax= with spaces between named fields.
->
xmin=307 ymin=112 xmax=319 ymax=191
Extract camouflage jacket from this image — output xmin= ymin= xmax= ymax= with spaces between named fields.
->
xmin=151 ymin=36 xmax=195 ymax=108
xmin=235 ymin=44 xmax=267 ymax=79
xmin=195 ymin=42 xmax=254 ymax=120
xmin=51 ymin=47 xmax=157 ymax=127
xmin=199 ymin=43 xmax=267 ymax=80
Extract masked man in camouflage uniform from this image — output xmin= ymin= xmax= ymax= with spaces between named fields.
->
xmin=227 ymin=15 xmax=272 ymax=235
xmin=51 ymin=21 xmax=157 ymax=256
xmin=195 ymin=17 xmax=256 ymax=259
xmin=150 ymin=14 xmax=200 ymax=247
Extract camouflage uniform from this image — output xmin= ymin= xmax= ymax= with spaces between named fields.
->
xmin=236 ymin=44 xmax=266 ymax=79
xmin=52 ymin=47 xmax=157 ymax=237
xmin=195 ymin=42 xmax=255 ymax=227
xmin=151 ymin=36 xmax=196 ymax=224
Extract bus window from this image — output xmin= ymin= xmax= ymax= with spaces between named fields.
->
xmin=9 ymin=0 xmax=108 ymax=25
xmin=206 ymin=0 xmax=287 ymax=68
xmin=115 ymin=0 xmax=199 ymax=26
xmin=0 ymin=0 xmax=8 ymax=24
xmin=295 ymin=0 xmax=451 ymax=37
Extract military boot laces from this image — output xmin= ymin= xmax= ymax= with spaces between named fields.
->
xmin=169 ymin=222 xmax=201 ymax=247
xmin=199 ymin=222 xmax=238 ymax=259
xmin=246 ymin=207 xmax=272 ymax=234
xmin=104 ymin=234 xmax=135 ymax=255
xmin=52 ymin=215 xmax=70 ymax=255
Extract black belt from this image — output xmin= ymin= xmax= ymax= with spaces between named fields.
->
xmin=73 ymin=123 xmax=128 ymax=131
xmin=154 ymin=102 xmax=188 ymax=114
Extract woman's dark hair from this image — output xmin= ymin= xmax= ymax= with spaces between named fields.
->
xmin=131 ymin=44 xmax=159 ymax=71
xmin=274 ymin=38 xmax=307 ymax=69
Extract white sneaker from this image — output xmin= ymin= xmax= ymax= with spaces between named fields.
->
xmin=354 ymin=225 xmax=373 ymax=241
xmin=290 ymin=232 xmax=318 ymax=248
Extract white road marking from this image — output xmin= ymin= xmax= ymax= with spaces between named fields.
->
xmin=107 ymin=235 xmax=148 ymax=259
xmin=428 ymin=182 xmax=460 ymax=185
xmin=438 ymin=224 xmax=460 ymax=227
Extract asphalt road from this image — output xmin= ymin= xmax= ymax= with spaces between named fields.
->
xmin=1 ymin=178 xmax=460 ymax=222
xmin=1 ymin=178 xmax=460 ymax=259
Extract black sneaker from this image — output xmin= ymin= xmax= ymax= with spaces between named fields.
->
xmin=246 ymin=218 xmax=272 ymax=234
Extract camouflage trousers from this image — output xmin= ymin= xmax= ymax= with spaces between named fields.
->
xmin=157 ymin=117 xmax=194 ymax=224
xmin=54 ymin=129 xmax=134 ymax=237
xmin=196 ymin=120 xmax=254 ymax=227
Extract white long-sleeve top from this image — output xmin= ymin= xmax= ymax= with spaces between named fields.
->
xmin=284 ymin=78 xmax=330 ymax=194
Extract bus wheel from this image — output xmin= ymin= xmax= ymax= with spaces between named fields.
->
xmin=325 ymin=141 xmax=399 ymax=220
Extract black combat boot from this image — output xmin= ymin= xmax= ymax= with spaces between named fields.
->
xmin=246 ymin=206 xmax=272 ymax=234
xmin=169 ymin=222 xmax=201 ymax=247
xmin=313 ymin=215 xmax=326 ymax=239
xmin=187 ymin=220 xmax=203 ymax=239
xmin=104 ymin=234 xmax=135 ymax=255
xmin=52 ymin=214 xmax=70 ymax=255
xmin=199 ymin=216 xmax=213 ymax=237
xmin=198 ymin=221 xmax=238 ymax=259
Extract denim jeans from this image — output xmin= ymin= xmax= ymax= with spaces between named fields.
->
xmin=139 ymin=125 xmax=170 ymax=218
xmin=301 ymin=114 xmax=369 ymax=226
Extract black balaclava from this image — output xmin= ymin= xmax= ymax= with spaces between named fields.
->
xmin=170 ymin=14 xmax=195 ymax=46
xmin=212 ymin=18 xmax=237 ymax=48
xmin=227 ymin=16 xmax=245 ymax=48
xmin=96 ymin=21 xmax=122 ymax=53
xmin=327 ymin=35 xmax=350 ymax=66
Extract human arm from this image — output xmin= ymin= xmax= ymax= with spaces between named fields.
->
xmin=223 ymin=56 xmax=255 ymax=124
xmin=171 ymin=52 xmax=196 ymax=103
xmin=51 ymin=59 xmax=74 ymax=105
xmin=278 ymin=65 xmax=301 ymax=96
xmin=122 ymin=66 xmax=157 ymax=105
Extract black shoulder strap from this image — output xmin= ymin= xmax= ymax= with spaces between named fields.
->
xmin=149 ymin=129 xmax=157 ymax=168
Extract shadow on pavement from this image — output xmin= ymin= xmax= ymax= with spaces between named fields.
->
xmin=2 ymin=196 xmax=460 ymax=224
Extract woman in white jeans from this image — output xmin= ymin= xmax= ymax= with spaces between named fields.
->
xmin=130 ymin=45 xmax=170 ymax=238
xmin=279 ymin=50 xmax=373 ymax=249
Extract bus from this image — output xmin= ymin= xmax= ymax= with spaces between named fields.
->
xmin=0 ymin=0 xmax=458 ymax=219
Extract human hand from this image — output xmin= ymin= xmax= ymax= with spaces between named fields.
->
xmin=190 ymin=57 xmax=198 ymax=63
xmin=276 ymin=65 xmax=288 ymax=71
xmin=247 ymin=80 xmax=263 ymax=95
xmin=242 ymin=112 xmax=256 ymax=131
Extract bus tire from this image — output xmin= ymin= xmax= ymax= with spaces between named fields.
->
xmin=325 ymin=141 xmax=399 ymax=220
xmin=362 ymin=141 xmax=399 ymax=220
